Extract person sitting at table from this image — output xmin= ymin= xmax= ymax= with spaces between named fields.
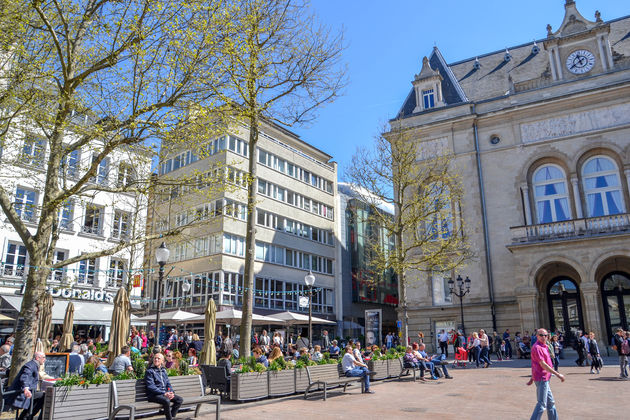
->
xmin=267 ymin=346 xmax=284 ymax=363
xmin=187 ymin=348 xmax=198 ymax=366
xmin=5 ymin=351 xmax=46 ymax=420
xmin=164 ymin=350 xmax=179 ymax=369
xmin=49 ymin=339 xmax=60 ymax=353
xmin=0 ymin=344 xmax=12 ymax=373
xmin=68 ymin=344 xmax=84 ymax=375
xmin=253 ymin=346 xmax=268 ymax=367
xmin=217 ymin=351 xmax=232 ymax=393
xmin=86 ymin=355 xmax=108 ymax=375
xmin=109 ymin=346 xmax=133 ymax=376
xmin=312 ymin=345 xmax=323 ymax=362
xmin=329 ymin=340 xmax=340 ymax=358
xmin=145 ymin=353 xmax=183 ymax=420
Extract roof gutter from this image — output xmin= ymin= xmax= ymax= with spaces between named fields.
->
xmin=472 ymin=104 xmax=497 ymax=331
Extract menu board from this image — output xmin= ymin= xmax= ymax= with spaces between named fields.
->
xmin=44 ymin=353 xmax=69 ymax=378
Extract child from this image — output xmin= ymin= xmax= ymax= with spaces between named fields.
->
xmin=499 ymin=340 xmax=506 ymax=361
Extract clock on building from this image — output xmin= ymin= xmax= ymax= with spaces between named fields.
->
xmin=565 ymin=49 xmax=596 ymax=74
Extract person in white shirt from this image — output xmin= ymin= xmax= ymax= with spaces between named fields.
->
xmin=341 ymin=345 xmax=373 ymax=394
xmin=353 ymin=341 xmax=364 ymax=363
xmin=439 ymin=330 xmax=449 ymax=357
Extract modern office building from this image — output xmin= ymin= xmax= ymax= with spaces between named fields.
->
xmin=391 ymin=1 xmax=630 ymax=347
xmin=337 ymin=183 xmax=398 ymax=343
xmin=145 ymin=120 xmax=339 ymax=333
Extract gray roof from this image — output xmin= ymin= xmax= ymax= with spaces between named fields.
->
xmin=397 ymin=12 xmax=630 ymax=119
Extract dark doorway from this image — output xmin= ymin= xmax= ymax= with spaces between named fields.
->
xmin=546 ymin=277 xmax=584 ymax=349
xmin=601 ymin=272 xmax=630 ymax=341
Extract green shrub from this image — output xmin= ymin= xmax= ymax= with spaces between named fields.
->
xmin=166 ymin=368 xmax=180 ymax=377
xmin=82 ymin=363 xmax=95 ymax=382
xmin=112 ymin=370 xmax=136 ymax=380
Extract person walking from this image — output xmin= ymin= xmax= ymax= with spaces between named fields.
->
xmin=5 ymin=352 xmax=47 ymax=420
xmin=478 ymin=329 xmax=491 ymax=368
xmin=587 ymin=332 xmax=602 ymax=374
xmin=503 ymin=329 xmax=513 ymax=360
xmin=527 ymin=328 xmax=565 ymax=420
xmin=550 ymin=335 xmax=560 ymax=371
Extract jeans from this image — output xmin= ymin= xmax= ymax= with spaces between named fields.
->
xmin=505 ymin=341 xmax=512 ymax=358
xmin=479 ymin=347 xmax=491 ymax=366
xmin=345 ymin=366 xmax=370 ymax=390
xmin=619 ymin=355 xmax=628 ymax=377
xmin=423 ymin=361 xmax=437 ymax=378
xmin=147 ymin=394 xmax=183 ymax=420
xmin=530 ymin=380 xmax=557 ymax=420
xmin=474 ymin=346 xmax=481 ymax=367
xmin=439 ymin=341 xmax=448 ymax=357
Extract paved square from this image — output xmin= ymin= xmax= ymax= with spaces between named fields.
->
xmin=196 ymin=359 xmax=628 ymax=419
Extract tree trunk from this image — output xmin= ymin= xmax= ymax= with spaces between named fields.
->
xmin=8 ymin=257 xmax=46 ymax=383
xmin=395 ymin=230 xmax=409 ymax=347
xmin=240 ymin=112 xmax=259 ymax=358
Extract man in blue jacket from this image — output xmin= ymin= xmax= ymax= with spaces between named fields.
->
xmin=145 ymin=353 xmax=183 ymax=420
xmin=5 ymin=351 xmax=46 ymax=420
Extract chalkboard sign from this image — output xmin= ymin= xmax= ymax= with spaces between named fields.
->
xmin=44 ymin=353 xmax=69 ymax=378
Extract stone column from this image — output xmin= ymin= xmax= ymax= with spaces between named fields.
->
xmin=521 ymin=183 xmax=533 ymax=225
xmin=571 ymin=177 xmax=583 ymax=219
xmin=597 ymin=36 xmax=608 ymax=72
xmin=516 ymin=286 xmax=539 ymax=332
xmin=580 ymin=282 xmax=603 ymax=340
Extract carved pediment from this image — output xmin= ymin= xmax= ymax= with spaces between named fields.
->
xmin=561 ymin=15 xmax=588 ymax=36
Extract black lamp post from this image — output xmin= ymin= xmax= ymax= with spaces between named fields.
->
xmin=304 ymin=270 xmax=315 ymax=349
xmin=155 ymin=242 xmax=170 ymax=342
xmin=448 ymin=275 xmax=471 ymax=336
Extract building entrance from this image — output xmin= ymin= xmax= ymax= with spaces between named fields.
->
xmin=601 ymin=272 xmax=630 ymax=340
xmin=546 ymin=277 xmax=584 ymax=349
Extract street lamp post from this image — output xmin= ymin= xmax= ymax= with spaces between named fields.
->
xmin=304 ymin=271 xmax=315 ymax=349
xmin=448 ymin=275 xmax=471 ymax=336
xmin=155 ymin=242 xmax=170 ymax=344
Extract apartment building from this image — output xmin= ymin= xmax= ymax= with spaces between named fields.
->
xmin=0 ymin=112 xmax=150 ymax=337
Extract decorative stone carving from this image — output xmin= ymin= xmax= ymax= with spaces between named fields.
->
xmin=520 ymin=103 xmax=630 ymax=143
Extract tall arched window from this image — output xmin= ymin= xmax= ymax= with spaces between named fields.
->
xmin=533 ymin=165 xmax=571 ymax=223
xmin=582 ymin=156 xmax=625 ymax=217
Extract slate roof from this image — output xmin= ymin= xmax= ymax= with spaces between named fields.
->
xmin=397 ymin=13 xmax=630 ymax=120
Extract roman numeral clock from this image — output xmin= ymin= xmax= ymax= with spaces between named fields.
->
xmin=565 ymin=49 xmax=596 ymax=74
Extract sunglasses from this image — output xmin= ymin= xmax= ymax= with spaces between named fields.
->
xmin=538 ymin=334 xmax=548 ymax=337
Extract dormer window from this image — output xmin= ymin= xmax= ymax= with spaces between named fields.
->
xmin=422 ymin=89 xmax=435 ymax=109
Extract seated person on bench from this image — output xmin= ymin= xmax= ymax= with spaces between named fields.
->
xmin=403 ymin=345 xmax=426 ymax=381
xmin=145 ymin=353 xmax=183 ymax=420
xmin=341 ymin=345 xmax=374 ymax=394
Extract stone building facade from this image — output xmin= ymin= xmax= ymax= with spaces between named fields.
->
xmin=392 ymin=1 xmax=630 ymax=349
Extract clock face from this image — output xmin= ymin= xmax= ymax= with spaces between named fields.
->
xmin=566 ymin=49 xmax=596 ymax=74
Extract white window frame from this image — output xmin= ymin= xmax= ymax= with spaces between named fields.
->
xmin=582 ymin=156 xmax=626 ymax=217
xmin=15 ymin=187 xmax=38 ymax=222
xmin=533 ymin=164 xmax=571 ymax=224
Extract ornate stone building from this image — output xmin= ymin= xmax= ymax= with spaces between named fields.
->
xmin=392 ymin=1 xmax=630 ymax=348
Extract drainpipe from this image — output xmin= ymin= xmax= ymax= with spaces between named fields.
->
xmin=472 ymin=104 xmax=497 ymax=331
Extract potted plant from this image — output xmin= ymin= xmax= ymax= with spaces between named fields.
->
xmin=267 ymin=358 xmax=295 ymax=397
xmin=367 ymin=349 xmax=388 ymax=380
xmin=230 ymin=357 xmax=268 ymax=401
xmin=294 ymin=356 xmax=318 ymax=393
xmin=385 ymin=348 xmax=401 ymax=378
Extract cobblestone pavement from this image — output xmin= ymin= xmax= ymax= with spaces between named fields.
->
xmin=192 ymin=357 xmax=628 ymax=420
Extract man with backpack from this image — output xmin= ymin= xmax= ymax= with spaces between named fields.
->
xmin=611 ymin=328 xmax=629 ymax=379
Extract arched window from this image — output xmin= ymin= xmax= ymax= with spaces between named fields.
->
xmin=533 ymin=165 xmax=571 ymax=223
xmin=582 ymin=156 xmax=625 ymax=217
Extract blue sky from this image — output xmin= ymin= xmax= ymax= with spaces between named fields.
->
xmin=291 ymin=0 xmax=628 ymax=180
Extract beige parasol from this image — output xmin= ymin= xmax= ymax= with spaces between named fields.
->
xmin=199 ymin=299 xmax=217 ymax=366
xmin=60 ymin=301 xmax=75 ymax=351
xmin=107 ymin=288 xmax=131 ymax=367
xmin=37 ymin=293 xmax=54 ymax=352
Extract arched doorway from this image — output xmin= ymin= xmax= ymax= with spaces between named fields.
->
xmin=601 ymin=272 xmax=630 ymax=340
xmin=546 ymin=277 xmax=584 ymax=348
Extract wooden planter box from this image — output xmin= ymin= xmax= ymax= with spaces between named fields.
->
xmin=368 ymin=359 xmax=388 ymax=380
xmin=267 ymin=369 xmax=296 ymax=396
xmin=230 ymin=372 xmax=268 ymax=401
xmin=387 ymin=358 xmax=399 ymax=378
xmin=43 ymin=383 xmax=111 ymax=420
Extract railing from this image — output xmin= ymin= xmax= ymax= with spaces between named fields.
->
xmin=510 ymin=213 xmax=630 ymax=244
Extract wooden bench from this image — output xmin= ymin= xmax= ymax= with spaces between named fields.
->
xmin=304 ymin=364 xmax=364 ymax=401
xmin=41 ymin=383 xmax=111 ymax=420
xmin=397 ymin=357 xmax=422 ymax=382
xmin=110 ymin=375 xmax=220 ymax=420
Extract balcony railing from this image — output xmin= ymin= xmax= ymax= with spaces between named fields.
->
xmin=510 ymin=213 xmax=630 ymax=245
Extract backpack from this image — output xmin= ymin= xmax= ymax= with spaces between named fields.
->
xmin=621 ymin=339 xmax=630 ymax=355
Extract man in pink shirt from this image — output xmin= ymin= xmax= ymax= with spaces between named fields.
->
xmin=527 ymin=328 xmax=565 ymax=420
